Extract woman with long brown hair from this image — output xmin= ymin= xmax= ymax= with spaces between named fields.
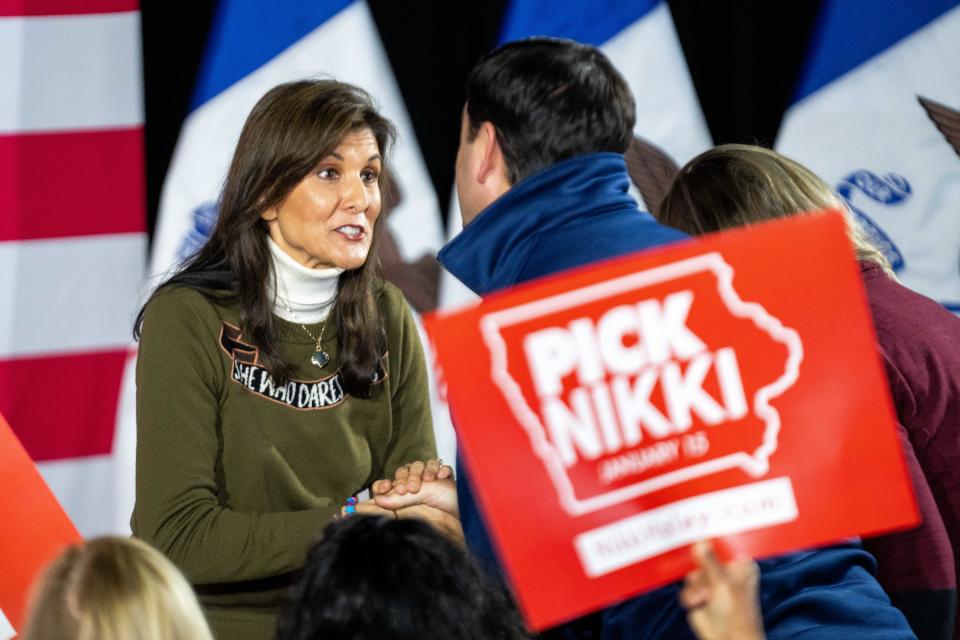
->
xmin=131 ymin=79 xmax=438 ymax=639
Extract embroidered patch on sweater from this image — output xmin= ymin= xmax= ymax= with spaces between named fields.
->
xmin=218 ymin=322 xmax=346 ymax=410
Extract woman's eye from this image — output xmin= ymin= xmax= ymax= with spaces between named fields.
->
xmin=317 ymin=168 xmax=338 ymax=179
xmin=361 ymin=170 xmax=379 ymax=184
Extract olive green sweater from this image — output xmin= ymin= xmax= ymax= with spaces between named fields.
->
xmin=131 ymin=282 xmax=436 ymax=639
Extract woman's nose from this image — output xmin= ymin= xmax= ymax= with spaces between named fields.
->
xmin=341 ymin=174 xmax=368 ymax=211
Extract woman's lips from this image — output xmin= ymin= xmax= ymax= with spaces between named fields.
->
xmin=335 ymin=224 xmax=365 ymax=240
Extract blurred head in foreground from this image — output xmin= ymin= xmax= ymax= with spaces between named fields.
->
xmin=657 ymin=143 xmax=893 ymax=276
xmin=276 ymin=515 xmax=532 ymax=640
xmin=22 ymin=536 xmax=212 ymax=640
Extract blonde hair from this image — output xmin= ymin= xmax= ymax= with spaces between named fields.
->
xmin=21 ymin=536 xmax=213 ymax=640
xmin=658 ymin=143 xmax=895 ymax=276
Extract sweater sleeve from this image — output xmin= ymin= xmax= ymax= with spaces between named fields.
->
xmin=131 ymin=289 xmax=335 ymax=584
xmin=600 ymin=544 xmax=917 ymax=640
xmin=379 ymin=285 xmax=437 ymax=479
xmin=759 ymin=544 xmax=918 ymax=640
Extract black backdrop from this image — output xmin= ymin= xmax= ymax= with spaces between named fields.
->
xmin=140 ymin=1 xmax=821 ymax=245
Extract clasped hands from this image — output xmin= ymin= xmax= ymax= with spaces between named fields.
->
xmin=349 ymin=459 xmax=463 ymax=542
xmin=350 ymin=460 xmax=763 ymax=639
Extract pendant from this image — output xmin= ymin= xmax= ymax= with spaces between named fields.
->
xmin=311 ymin=350 xmax=330 ymax=368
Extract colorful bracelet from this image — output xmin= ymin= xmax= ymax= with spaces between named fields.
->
xmin=343 ymin=496 xmax=358 ymax=517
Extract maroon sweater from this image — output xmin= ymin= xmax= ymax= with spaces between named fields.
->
xmin=859 ymin=261 xmax=960 ymax=640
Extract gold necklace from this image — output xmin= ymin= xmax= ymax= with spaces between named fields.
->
xmin=275 ymin=296 xmax=330 ymax=369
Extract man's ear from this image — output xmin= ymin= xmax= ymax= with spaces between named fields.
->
xmin=475 ymin=121 xmax=507 ymax=186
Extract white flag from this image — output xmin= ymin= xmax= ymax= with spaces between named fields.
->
xmin=777 ymin=1 xmax=960 ymax=311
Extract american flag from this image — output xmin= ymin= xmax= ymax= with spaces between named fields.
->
xmin=0 ymin=0 xmax=146 ymax=537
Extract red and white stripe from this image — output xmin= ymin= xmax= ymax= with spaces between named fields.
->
xmin=0 ymin=1 xmax=145 ymax=536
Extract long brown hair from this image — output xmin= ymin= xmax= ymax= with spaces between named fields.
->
xmin=135 ymin=80 xmax=396 ymax=396
xmin=657 ymin=144 xmax=894 ymax=276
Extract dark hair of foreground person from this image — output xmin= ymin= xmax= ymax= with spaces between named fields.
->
xmin=277 ymin=516 xmax=532 ymax=640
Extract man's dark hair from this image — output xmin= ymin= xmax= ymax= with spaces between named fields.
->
xmin=465 ymin=37 xmax=636 ymax=184
xmin=276 ymin=516 xmax=532 ymax=640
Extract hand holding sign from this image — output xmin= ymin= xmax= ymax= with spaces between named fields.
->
xmin=680 ymin=541 xmax=764 ymax=640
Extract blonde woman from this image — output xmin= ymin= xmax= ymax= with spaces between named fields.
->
xmin=21 ymin=536 xmax=213 ymax=640
xmin=659 ymin=144 xmax=960 ymax=640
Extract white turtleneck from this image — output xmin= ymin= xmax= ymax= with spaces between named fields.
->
xmin=267 ymin=236 xmax=343 ymax=324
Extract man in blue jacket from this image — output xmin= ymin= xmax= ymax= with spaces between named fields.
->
xmin=392 ymin=38 xmax=915 ymax=640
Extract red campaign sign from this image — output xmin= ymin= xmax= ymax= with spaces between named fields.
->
xmin=0 ymin=411 xmax=80 ymax=637
xmin=425 ymin=211 xmax=918 ymax=630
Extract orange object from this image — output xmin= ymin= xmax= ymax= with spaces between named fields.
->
xmin=0 ymin=411 xmax=81 ymax=636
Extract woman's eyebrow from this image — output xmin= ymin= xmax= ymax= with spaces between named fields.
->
xmin=323 ymin=153 xmax=382 ymax=162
